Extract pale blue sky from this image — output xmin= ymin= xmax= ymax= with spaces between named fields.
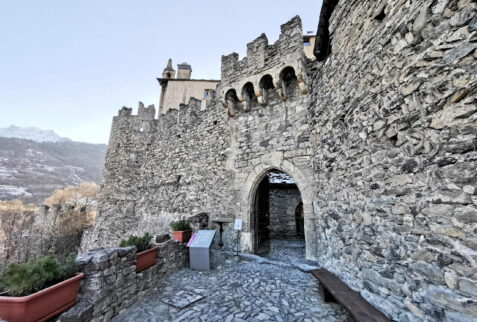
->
xmin=0 ymin=1 xmax=322 ymax=144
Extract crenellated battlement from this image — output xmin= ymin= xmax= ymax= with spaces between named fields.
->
xmin=112 ymin=90 xmax=222 ymax=142
xmin=219 ymin=16 xmax=310 ymax=117
xmin=220 ymin=16 xmax=305 ymax=84
xmin=117 ymin=16 xmax=309 ymax=122
xmin=137 ymin=102 xmax=156 ymax=120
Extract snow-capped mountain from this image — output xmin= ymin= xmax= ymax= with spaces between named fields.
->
xmin=0 ymin=133 xmax=106 ymax=204
xmin=0 ymin=125 xmax=72 ymax=143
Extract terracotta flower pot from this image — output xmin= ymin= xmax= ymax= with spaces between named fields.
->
xmin=135 ymin=246 xmax=159 ymax=272
xmin=0 ymin=273 xmax=84 ymax=322
xmin=172 ymin=230 xmax=192 ymax=243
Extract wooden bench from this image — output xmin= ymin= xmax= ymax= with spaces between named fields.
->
xmin=311 ymin=269 xmax=391 ymax=322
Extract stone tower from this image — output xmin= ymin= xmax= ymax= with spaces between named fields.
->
xmin=162 ymin=59 xmax=175 ymax=79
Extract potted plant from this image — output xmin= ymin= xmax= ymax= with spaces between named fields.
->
xmin=0 ymin=253 xmax=83 ymax=322
xmin=120 ymin=232 xmax=158 ymax=272
xmin=170 ymin=219 xmax=192 ymax=243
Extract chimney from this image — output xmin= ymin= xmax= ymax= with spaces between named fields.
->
xmin=177 ymin=62 xmax=192 ymax=79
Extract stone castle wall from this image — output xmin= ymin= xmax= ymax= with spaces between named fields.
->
xmin=269 ymin=185 xmax=302 ymax=239
xmin=82 ymin=17 xmax=313 ymax=253
xmin=225 ymin=73 xmax=312 ymax=250
xmin=81 ymin=97 xmax=234 ymax=251
xmin=60 ymin=239 xmax=188 ymax=321
xmin=220 ymin=16 xmax=309 ymax=103
xmin=84 ymin=3 xmax=477 ymax=320
xmin=309 ymin=0 xmax=477 ymax=321
xmin=221 ymin=17 xmax=304 ymax=86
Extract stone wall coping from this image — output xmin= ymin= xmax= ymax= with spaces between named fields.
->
xmin=61 ymin=240 xmax=189 ymax=321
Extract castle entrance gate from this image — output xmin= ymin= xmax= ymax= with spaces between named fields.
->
xmin=239 ymin=153 xmax=317 ymax=261
xmin=252 ymin=169 xmax=304 ymax=256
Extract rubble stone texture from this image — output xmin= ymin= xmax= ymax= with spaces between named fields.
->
xmin=309 ymin=1 xmax=477 ymax=321
xmin=83 ymin=1 xmax=477 ymax=320
xmin=112 ymin=258 xmax=345 ymax=322
xmin=59 ymin=239 xmax=188 ymax=322
xmin=269 ymin=186 xmax=302 ymax=239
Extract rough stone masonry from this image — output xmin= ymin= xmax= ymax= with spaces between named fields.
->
xmin=82 ymin=1 xmax=477 ymax=321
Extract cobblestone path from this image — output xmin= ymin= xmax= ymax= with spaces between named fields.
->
xmin=113 ymin=249 xmax=345 ymax=322
xmin=264 ymin=239 xmax=306 ymax=262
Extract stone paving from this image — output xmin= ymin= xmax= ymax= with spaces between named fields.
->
xmin=113 ymin=240 xmax=345 ymax=322
xmin=264 ymin=239 xmax=306 ymax=262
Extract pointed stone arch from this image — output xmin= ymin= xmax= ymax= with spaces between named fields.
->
xmin=237 ymin=152 xmax=318 ymax=260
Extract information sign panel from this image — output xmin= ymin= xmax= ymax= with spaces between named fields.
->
xmin=190 ymin=230 xmax=215 ymax=248
xmin=234 ymin=219 xmax=243 ymax=230
xmin=189 ymin=230 xmax=216 ymax=271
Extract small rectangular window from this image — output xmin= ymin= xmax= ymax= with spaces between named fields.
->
xmin=204 ymin=89 xmax=211 ymax=99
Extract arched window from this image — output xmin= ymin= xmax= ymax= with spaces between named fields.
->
xmin=225 ymin=89 xmax=239 ymax=116
xmin=241 ymin=82 xmax=258 ymax=111
xmin=279 ymin=67 xmax=299 ymax=98
xmin=259 ymin=74 xmax=277 ymax=104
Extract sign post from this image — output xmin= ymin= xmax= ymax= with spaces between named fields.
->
xmin=234 ymin=219 xmax=242 ymax=256
xmin=189 ymin=230 xmax=215 ymax=271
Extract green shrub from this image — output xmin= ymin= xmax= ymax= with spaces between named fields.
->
xmin=63 ymin=253 xmax=78 ymax=277
xmin=0 ymin=253 xmax=78 ymax=296
xmin=170 ymin=219 xmax=191 ymax=231
xmin=119 ymin=232 xmax=152 ymax=253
